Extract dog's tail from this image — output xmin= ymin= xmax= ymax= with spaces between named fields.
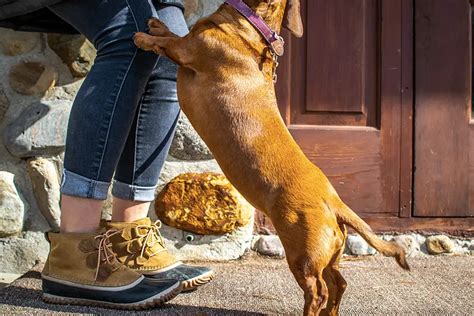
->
xmin=334 ymin=202 xmax=410 ymax=271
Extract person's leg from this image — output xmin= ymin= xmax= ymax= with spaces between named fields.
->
xmin=105 ymin=4 xmax=214 ymax=291
xmin=111 ymin=3 xmax=186 ymax=222
xmin=60 ymin=196 xmax=103 ymax=232
xmin=41 ymin=0 xmax=183 ymax=307
xmin=50 ymin=0 xmax=163 ymax=233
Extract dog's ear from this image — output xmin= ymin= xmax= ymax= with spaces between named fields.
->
xmin=283 ymin=0 xmax=303 ymax=37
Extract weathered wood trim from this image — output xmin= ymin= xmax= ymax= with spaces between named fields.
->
xmin=363 ymin=217 xmax=474 ymax=237
xmin=399 ymin=0 xmax=414 ymax=218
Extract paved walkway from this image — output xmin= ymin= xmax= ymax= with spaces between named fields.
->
xmin=0 ymin=255 xmax=472 ymax=315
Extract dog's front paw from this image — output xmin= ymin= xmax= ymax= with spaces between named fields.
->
xmin=147 ymin=17 xmax=171 ymax=36
xmin=133 ymin=32 xmax=156 ymax=52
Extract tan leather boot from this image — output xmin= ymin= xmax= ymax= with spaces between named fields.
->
xmin=105 ymin=217 xmax=214 ymax=291
xmin=41 ymin=229 xmax=182 ymax=309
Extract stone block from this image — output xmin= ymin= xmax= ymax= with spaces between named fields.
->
xmin=345 ymin=234 xmax=376 ymax=256
xmin=169 ymin=113 xmax=212 ymax=160
xmin=0 ymin=29 xmax=40 ymax=56
xmin=26 ymin=158 xmax=61 ymax=230
xmin=3 ymin=100 xmax=72 ymax=158
xmin=393 ymin=235 xmax=421 ymax=257
xmin=9 ymin=61 xmax=57 ymax=96
xmin=158 ymin=216 xmax=254 ymax=261
xmin=0 ymin=171 xmax=24 ymax=237
xmin=156 ymin=173 xmax=253 ymax=235
xmin=47 ymin=34 xmax=96 ymax=78
xmin=426 ymin=235 xmax=455 ymax=255
xmin=0 ymin=232 xmax=49 ymax=274
xmin=252 ymin=235 xmax=285 ymax=258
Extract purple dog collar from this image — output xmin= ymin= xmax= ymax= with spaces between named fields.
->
xmin=225 ymin=0 xmax=285 ymax=56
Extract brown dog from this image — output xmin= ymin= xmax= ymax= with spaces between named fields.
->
xmin=134 ymin=1 xmax=410 ymax=315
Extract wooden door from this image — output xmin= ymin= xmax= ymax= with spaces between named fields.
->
xmin=276 ymin=0 xmax=411 ymax=218
xmin=414 ymin=0 xmax=474 ymax=217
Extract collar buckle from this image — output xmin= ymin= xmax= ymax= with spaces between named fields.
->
xmin=270 ymin=34 xmax=285 ymax=57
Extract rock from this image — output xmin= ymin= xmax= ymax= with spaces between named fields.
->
xmin=8 ymin=61 xmax=58 ymax=95
xmin=0 ymin=171 xmax=24 ymax=237
xmin=3 ymin=100 xmax=72 ymax=158
xmin=26 ymin=158 xmax=61 ymax=230
xmin=0 ymin=87 xmax=9 ymax=124
xmin=158 ymin=158 xmax=222 ymax=192
xmin=157 ymin=218 xmax=254 ymax=261
xmin=0 ymin=231 xmax=49 ymax=274
xmin=252 ymin=235 xmax=285 ymax=257
xmin=169 ymin=113 xmax=213 ymax=160
xmin=183 ymin=0 xmax=223 ymax=26
xmin=425 ymin=235 xmax=455 ymax=255
xmin=393 ymin=235 xmax=421 ymax=257
xmin=452 ymin=239 xmax=471 ymax=255
xmin=0 ymin=29 xmax=40 ymax=56
xmin=47 ymin=34 xmax=96 ymax=78
xmin=155 ymin=173 xmax=253 ymax=235
xmin=411 ymin=234 xmax=428 ymax=254
xmin=345 ymin=234 xmax=376 ymax=256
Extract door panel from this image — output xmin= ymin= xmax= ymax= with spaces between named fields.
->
xmin=277 ymin=0 xmax=405 ymax=216
xmin=305 ymin=0 xmax=377 ymax=126
xmin=414 ymin=0 xmax=473 ymax=217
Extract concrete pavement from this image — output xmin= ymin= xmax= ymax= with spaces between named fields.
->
xmin=0 ymin=255 xmax=472 ymax=315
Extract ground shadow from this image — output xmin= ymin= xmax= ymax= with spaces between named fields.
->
xmin=0 ymin=271 xmax=263 ymax=315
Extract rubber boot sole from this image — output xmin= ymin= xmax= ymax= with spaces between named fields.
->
xmin=42 ymin=282 xmax=182 ymax=310
xmin=182 ymin=270 xmax=215 ymax=292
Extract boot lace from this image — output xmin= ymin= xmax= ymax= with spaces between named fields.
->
xmin=94 ymin=228 xmax=123 ymax=281
xmin=135 ymin=220 xmax=167 ymax=260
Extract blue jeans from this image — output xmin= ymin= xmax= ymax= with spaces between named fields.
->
xmin=48 ymin=0 xmax=188 ymax=201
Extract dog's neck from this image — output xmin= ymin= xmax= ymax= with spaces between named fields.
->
xmin=242 ymin=0 xmax=287 ymax=35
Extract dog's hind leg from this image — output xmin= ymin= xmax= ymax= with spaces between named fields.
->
xmin=321 ymin=225 xmax=347 ymax=316
xmin=283 ymin=228 xmax=333 ymax=316
xmin=289 ymin=260 xmax=330 ymax=316
xmin=133 ymin=18 xmax=189 ymax=66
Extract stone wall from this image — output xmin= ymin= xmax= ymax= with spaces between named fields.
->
xmin=0 ymin=0 xmax=225 ymax=274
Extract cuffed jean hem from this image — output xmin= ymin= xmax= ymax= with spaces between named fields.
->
xmin=111 ymin=179 xmax=158 ymax=202
xmin=60 ymin=168 xmax=111 ymax=200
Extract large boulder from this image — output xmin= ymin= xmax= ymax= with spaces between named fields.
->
xmin=0 ymin=171 xmax=24 ymax=237
xmin=155 ymin=173 xmax=253 ymax=235
xmin=3 ymin=100 xmax=72 ymax=158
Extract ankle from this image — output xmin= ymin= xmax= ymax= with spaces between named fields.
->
xmin=112 ymin=197 xmax=150 ymax=222
xmin=59 ymin=194 xmax=103 ymax=233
